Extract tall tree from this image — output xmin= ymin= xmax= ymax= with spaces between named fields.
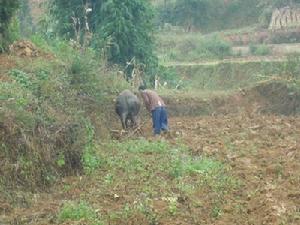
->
xmin=49 ymin=0 xmax=89 ymax=42
xmin=49 ymin=0 xmax=157 ymax=75
xmin=97 ymin=0 xmax=156 ymax=67
xmin=174 ymin=0 xmax=210 ymax=31
xmin=0 ymin=0 xmax=19 ymax=51
xmin=19 ymin=0 xmax=33 ymax=37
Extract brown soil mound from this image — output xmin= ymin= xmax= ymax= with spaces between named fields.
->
xmin=9 ymin=40 xmax=39 ymax=57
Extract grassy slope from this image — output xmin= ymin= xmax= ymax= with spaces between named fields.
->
xmin=0 ymin=37 xmax=131 ymax=190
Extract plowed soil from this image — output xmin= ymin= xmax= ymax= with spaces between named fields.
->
xmin=1 ymin=112 xmax=299 ymax=225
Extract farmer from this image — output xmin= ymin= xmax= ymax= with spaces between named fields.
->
xmin=138 ymin=85 xmax=168 ymax=135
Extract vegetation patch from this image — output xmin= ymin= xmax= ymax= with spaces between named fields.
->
xmin=169 ymin=59 xmax=300 ymax=90
xmin=157 ymin=33 xmax=232 ymax=62
xmin=108 ymin=139 xmax=170 ymax=154
xmin=58 ymin=201 xmax=103 ymax=224
xmin=94 ymin=139 xmax=240 ymax=223
xmin=0 ymin=38 xmax=128 ymax=190
xmin=249 ymin=44 xmax=271 ymax=56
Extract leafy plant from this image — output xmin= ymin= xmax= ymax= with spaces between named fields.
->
xmin=58 ymin=201 xmax=103 ymax=224
xmin=167 ymin=197 xmax=178 ymax=215
xmin=157 ymin=65 xmax=181 ymax=88
xmin=49 ymin=0 xmax=158 ymax=76
xmin=184 ymin=157 xmax=224 ymax=175
xmin=0 ymin=0 xmax=19 ymax=51
xmin=200 ymin=35 xmax=232 ymax=59
xmin=18 ymin=0 xmax=33 ymax=37
xmin=157 ymin=33 xmax=232 ymax=62
xmin=9 ymin=69 xmax=32 ymax=89
xmin=82 ymin=120 xmax=102 ymax=174
xmin=249 ymin=44 xmax=271 ymax=56
xmin=109 ymin=139 xmax=169 ymax=154
xmin=282 ymin=53 xmax=300 ymax=79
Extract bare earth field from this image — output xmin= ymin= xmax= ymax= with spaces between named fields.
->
xmin=1 ymin=112 xmax=299 ymax=225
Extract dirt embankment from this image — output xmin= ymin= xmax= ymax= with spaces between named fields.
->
xmin=164 ymin=81 xmax=300 ymax=117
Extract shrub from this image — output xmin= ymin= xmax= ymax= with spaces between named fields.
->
xmin=0 ymin=0 xmax=19 ymax=51
xmin=0 ymin=35 xmax=133 ymax=190
xmin=58 ymin=201 xmax=103 ymax=224
xmin=249 ymin=44 xmax=271 ymax=56
xmin=0 ymin=82 xmax=87 ymax=187
xmin=200 ymin=35 xmax=232 ymax=59
xmin=0 ymin=48 xmax=95 ymax=188
xmin=109 ymin=139 xmax=169 ymax=154
xmin=157 ymin=65 xmax=181 ymax=88
xmin=268 ymin=31 xmax=300 ymax=44
xmin=280 ymin=53 xmax=300 ymax=79
xmin=157 ymin=34 xmax=232 ymax=62
xmin=82 ymin=120 xmax=102 ymax=174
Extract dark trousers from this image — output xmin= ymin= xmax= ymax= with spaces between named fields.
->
xmin=151 ymin=107 xmax=168 ymax=135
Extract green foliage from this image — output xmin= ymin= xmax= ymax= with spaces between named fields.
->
xmin=1 ymin=63 xmax=88 ymax=187
xmin=18 ymin=0 xmax=33 ymax=37
xmin=0 ymin=0 xmax=19 ymax=51
xmin=7 ymin=16 xmax=20 ymax=44
xmin=171 ymin=60 xmax=299 ymax=91
xmin=167 ymin=197 xmax=178 ymax=215
xmin=100 ymin=138 xmax=239 ymax=223
xmin=211 ymin=203 xmax=222 ymax=218
xmin=48 ymin=0 xmax=158 ymax=76
xmin=157 ymin=33 xmax=232 ymax=62
xmin=157 ymin=65 xmax=181 ymax=88
xmin=249 ymin=44 xmax=271 ymax=56
xmin=109 ymin=139 xmax=169 ymax=154
xmin=0 ymin=81 xmax=36 ymax=127
xmin=169 ymin=156 xmax=225 ymax=179
xmin=97 ymin=0 xmax=157 ymax=74
xmin=82 ymin=120 xmax=102 ymax=174
xmin=173 ymin=0 xmax=219 ymax=29
xmin=48 ymin=0 xmax=86 ymax=40
xmin=58 ymin=201 xmax=103 ymax=224
xmin=184 ymin=158 xmax=223 ymax=175
xmin=155 ymin=0 xmax=262 ymax=32
xmin=280 ymin=53 xmax=300 ymax=80
xmin=9 ymin=69 xmax=34 ymax=88
xmin=0 ymin=37 xmax=127 ymax=189
xmin=268 ymin=31 xmax=300 ymax=44
xmin=201 ymin=35 xmax=232 ymax=59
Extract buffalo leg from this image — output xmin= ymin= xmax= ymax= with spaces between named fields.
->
xmin=120 ymin=113 xmax=127 ymax=130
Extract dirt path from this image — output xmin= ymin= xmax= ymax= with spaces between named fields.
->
xmin=164 ymin=56 xmax=287 ymax=67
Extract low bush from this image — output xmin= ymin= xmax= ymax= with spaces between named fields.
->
xmin=58 ymin=201 xmax=103 ymax=224
xmin=0 ymin=37 xmax=129 ymax=189
xmin=156 ymin=34 xmax=232 ymax=62
xmin=249 ymin=44 xmax=271 ymax=56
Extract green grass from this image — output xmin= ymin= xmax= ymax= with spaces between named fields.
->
xmin=167 ymin=60 xmax=300 ymax=91
xmin=156 ymin=33 xmax=232 ymax=62
xmin=249 ymin=44 xmax=271 ymax=56
xmin=108 ymin=139 xmax=170 ymax=154
xmin=0 ymin=36 xmax=130 ymax=189
xmin=58 ymin=201 xmax=103 ymax=224
xmin=94 ymin=139 xmax=240 ymax=222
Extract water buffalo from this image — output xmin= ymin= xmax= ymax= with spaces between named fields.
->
xmin=115 ymin=90 xmax=141 ymax=130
